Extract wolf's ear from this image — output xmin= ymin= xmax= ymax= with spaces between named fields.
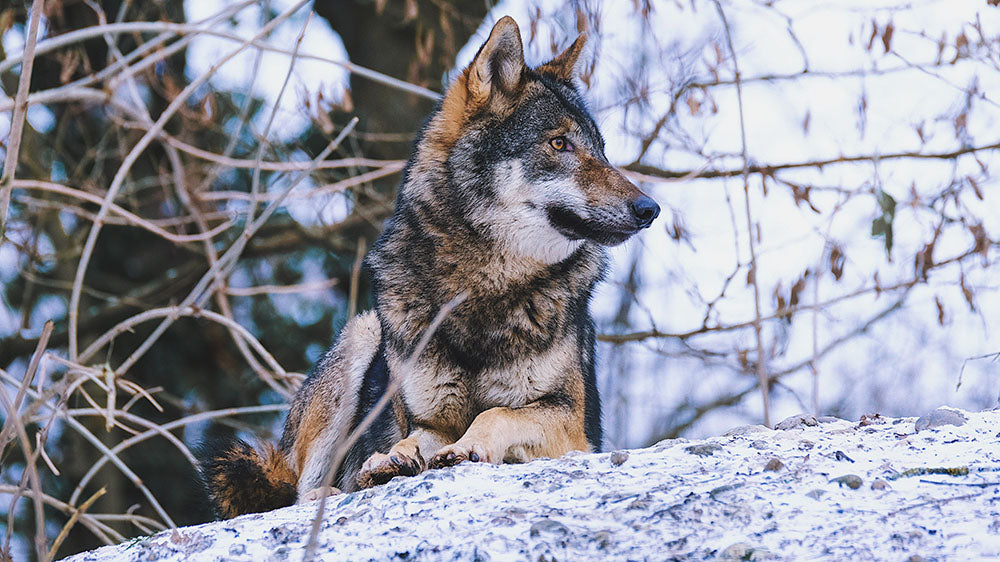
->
xmin=467 ymin=16 xmax=526 ymax=102
xmin=538 ymin=33 xmax=588 ymax=82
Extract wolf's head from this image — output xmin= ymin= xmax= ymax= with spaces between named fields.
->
xmin=408 ymin=16 xmax=659 ymax=264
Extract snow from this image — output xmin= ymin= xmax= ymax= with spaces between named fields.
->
xmin=64 ymin=408 xmax=1000 ymax=561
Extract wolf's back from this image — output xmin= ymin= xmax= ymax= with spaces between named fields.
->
xmin=197 ymin=437 xmax=297 ymax=518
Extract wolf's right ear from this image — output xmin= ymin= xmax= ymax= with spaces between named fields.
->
xmin=466 ymin=16 xmax=526 ymax=102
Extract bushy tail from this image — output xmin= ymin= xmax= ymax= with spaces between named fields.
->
xmin=197 ymin=437 xmax=297 ymax=519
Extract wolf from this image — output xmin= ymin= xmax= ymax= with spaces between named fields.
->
xmin=198 ymin=16 xmax=659 ymax=519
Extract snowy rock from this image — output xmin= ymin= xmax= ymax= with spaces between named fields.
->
xmin=723 ymin=424 xmax=771 ymax=436
xmin=914 ymin=407 xmax=968 ymax=432
xmin=609 ymin=450 xmax=629 ymax=466
xmin=683 ymin=442 xmax=723 ymax=456
xmin=775 ymin=412 xmax=819 ymax=429
xmin=829 ymin=474 xmax=863 ymax=489
xmin=64 ymin=409 xmax=1000 ymax=562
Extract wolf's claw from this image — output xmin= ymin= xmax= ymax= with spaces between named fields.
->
xmin=429 ymin=442 xmax=490 ymax=468
xmin=357 ymin=451 xmax=422 ymax=488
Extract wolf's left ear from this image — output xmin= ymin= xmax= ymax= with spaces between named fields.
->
xmin=538 ymin=33 xmax=588 ymax=82
xmin=467 ymin=16 xmax=526 ymax=102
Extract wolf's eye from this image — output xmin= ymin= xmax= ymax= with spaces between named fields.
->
xmin=549 ymin=136 xmax=572 ymax=152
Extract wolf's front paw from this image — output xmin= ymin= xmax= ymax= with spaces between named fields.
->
xmin=428 ymin=442 xmax=492 ymax=469
xmin=357 ymin=451 xmax=423 ymax=489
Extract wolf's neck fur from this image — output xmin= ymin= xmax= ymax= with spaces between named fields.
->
xmin=366 ymin=158 xmax=607 ymax=372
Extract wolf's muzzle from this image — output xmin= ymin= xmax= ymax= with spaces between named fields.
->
xmin=631 ymin=195 xmax=660 ymax=229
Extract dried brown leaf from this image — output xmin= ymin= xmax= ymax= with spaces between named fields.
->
xmin=960 ymin=273 xmax=976 ymax=311
xmin=881 ymin=22 xmax=894 ymax=53
xmin=969 ymin=223 xmax=989 ymax=258
xmin=829 ymin=244 xmax=845 ymax=281
xmin=866 ymin=19 xmax=878 ymax=51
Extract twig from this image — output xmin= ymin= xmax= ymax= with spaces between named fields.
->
xmin=302 ymin=291 xmax=469 ymax=562
xmin=623 ymin=139 xmax=1000 ymax=180
xmin=227 ymin=279 xmax=339 ymax=296
xmin=347 ymin=238 xmax=367 ymax=319
xmin=956 ymin=350 xmax=1000 ymax=391
xmin=920 ymin=479 xmax=1000 ymax=488
xmin=0 ymin=22 xmax=442 ymax=101
xmin=12 ymin=180 xmax=232 ymax=242
xmin=112 ymin=118 xmax=358 ymax=380
xmin=47 ymin=487 xmax=106 ymax=562
xmin=0 ymin=381 xmax=48 ymax=560
xmin=0 ymin=368 xmax=180 ymax=531
xmin=0 ymin=321 xmax=52 ymax=451
xmin=66 ymin=404 xmax=287 ymax=504
xmin=0 ymin=0 xmax=45 ymax=244
xmin=67 ymin=0 xmax=313 ymax=360
xmin=891 ymin=491 xmax=984 ymax=514
xmin=0 ymin=485 xmax=123 ymax=546
xmin=713 ymin=0 xmax=770 ymax=426
xmin=248 ymin=12 xmax=312 ymax=225
xmin=76 ymin=306 xmax=296 ymax=389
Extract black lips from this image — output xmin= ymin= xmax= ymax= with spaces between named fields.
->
xmin=546 ymin=206 xmax=639 ymax=246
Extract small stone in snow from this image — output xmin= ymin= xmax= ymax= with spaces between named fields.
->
xmin=610 ymin=450 xmax=629 ymax=466
xmin=775 ymin=413 xmax=819 ymax=430
xmin=871 ymin=478 xmax=889 ymax=490
xmin=590 ymin=530 xmax=612 ymax=550
xmin=798 ymin=440 xmax=815 ymax=450
xmin=834 ymin=450 xmax=855 ymax=462
xmin=684 ymin=443 xmax=723 ymax=457
xmin=914 ymin=408 xmax=967 ymax=432
xmin=651 ymin=437 xmax=687 ymax=449
xmin=830 ymin=474 xmax=863 ymax=489
xmin=529 ymin=518 xmax=570 ymax=538
xmin=858 ymin=412 xmax=884 ymax=426
xmin=805 ymin=489 xmax=826 ymax=500
xmin=628 ymin=496 xmax=653 ymax=510
xmin=723 ymin=424 xmax=771 ymax=436
xmin=720 ymin=542 xmax=776 ymax=561
xmin=751 ymin=440 xmax=769 ymax=450
xmin=763 ymin=458 xmax=784 ymax=472
xmin=504 ymin=507 xmax=527 ymax=519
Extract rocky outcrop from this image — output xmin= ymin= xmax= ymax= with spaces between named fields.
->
xmin=65 ymin=408 xmax=1000 ymax=561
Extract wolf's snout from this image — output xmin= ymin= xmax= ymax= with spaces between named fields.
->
xmin=631 ymin=196 xmax=660 ymax=229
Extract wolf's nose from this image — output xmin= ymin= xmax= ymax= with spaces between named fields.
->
xmin=631 ymin=196 xmax=660 ymax=229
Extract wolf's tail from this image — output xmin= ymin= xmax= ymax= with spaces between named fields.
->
xmin=197 ymin=437 xmax=297 ymax=519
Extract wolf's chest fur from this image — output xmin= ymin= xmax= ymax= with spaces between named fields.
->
xmin=372 ymin=225 xmax=605 ymax=434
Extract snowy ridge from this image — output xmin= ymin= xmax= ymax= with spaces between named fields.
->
xmin=65 ymin=408 xmax=1000 ymax=561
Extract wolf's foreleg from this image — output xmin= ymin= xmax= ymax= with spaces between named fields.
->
xmin=356 ymin=426 xmax=453 ymax=488
xmin=428 ymin=393 xmax=588 ymax=467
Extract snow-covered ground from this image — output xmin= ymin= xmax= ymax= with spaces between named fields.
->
xmin=65 ymin=407 xmax=1000 ymax=561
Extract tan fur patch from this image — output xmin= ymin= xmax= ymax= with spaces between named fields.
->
xmin=291 ymin=311 xmax=381 ymax=495
xmin=575 ymin=154 xmax=643 ymax=205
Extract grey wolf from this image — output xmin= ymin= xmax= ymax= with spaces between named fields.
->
xmin=198 ymin=16 xmax=659 ymax=519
